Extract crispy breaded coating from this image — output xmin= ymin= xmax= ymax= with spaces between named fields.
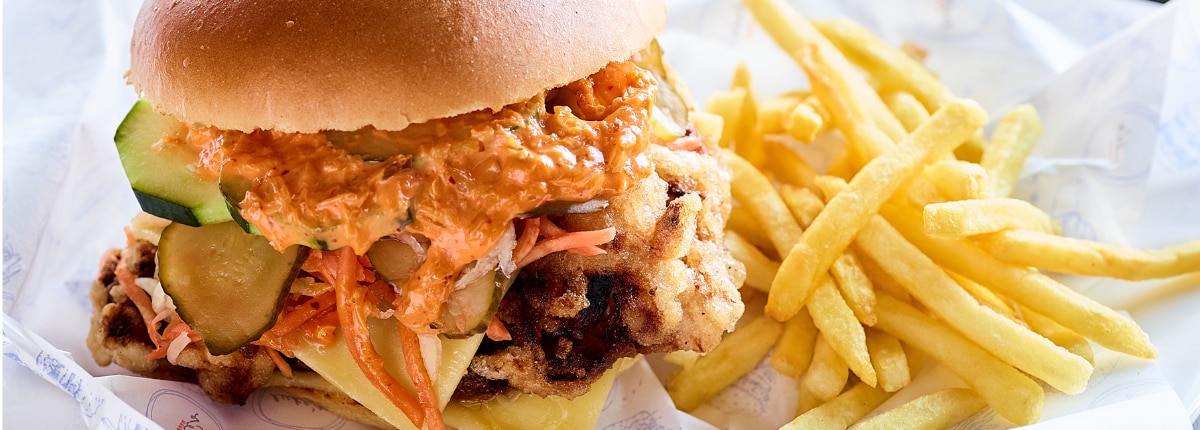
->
xmin=458 ymin=143 xmax=746 ymax=399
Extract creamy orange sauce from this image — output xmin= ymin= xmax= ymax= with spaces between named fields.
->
xmin=189 ymin=61 xmax=657 ymax=331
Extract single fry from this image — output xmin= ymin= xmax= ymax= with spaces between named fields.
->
xmin=874 ymin=294 xmax=1044 ymax=426
xmin=704 ymin=88 xmax=747 ymax=149
xmin=729 ymin=63 xmax=768 ymax=167
xmin=865 ymin=328 xmax=910 ymax=392
xmin=760 ymin=91 xmax=806 ymax=134
xmin=725 ymin=150 xmax=804 ymax=257
xmin=881 ymin=202 xmax=1157 ymax=359
xmin=980 ymin=104 xmax=1042 ymax=197
xmin=976 ymin=229 xmax=1200 ymax=281
xmin=786 ymin=101 xmax=826 ymax=143
xmin=882 ymin=91 xmax=930 ymax=133
xmin=812 ymin=18 xmax=951 ymax=114
xmin=771 ymin=309 xmax=819 ymax=378
xmin=781 ymin=382 xmax=891 ymax=430
xmin=856 ymin=250 xmax=911 ymax=303
xmin=668 ymin=315 xmax=783 ymax=411
xmin=779 ymin=184 xmax=825 ymax=227
xmin=728 ymin=204 xmax=776 ymax=258
xmin=955 ymin=130 xmax=986 ymax=163
xmin=947 ymin=270 xmax=1017 ymax=321
xmin=767 ymin=98 xmax=986 ymax=321
xmin=808 ymin=275 xmax=877 ymax=387
xmin=923 ymin=159 xmax=990 ymax=201
xmin=725 ymin=231 xmax=780 ymax=293
xmin=854 ymin=388 xmax=987 ymax=430
xmin=823 ymin=177 xmax=1093 ymax=395
xmin=923 ymin=198 xmax=1061 ymax=238
xmin=1021 ymin=305 xmax=1094 ymax=365
xmin=663 ymin=350 xmax=702 ymax=368
xmin=766 ymin=139 xmax=819 ymax=190
xmin=802 ymin=334 xmax=850 ymax=402
xmin=903 ymin=175 xmax=949 ymax=209
xmin=829 ymin=250 xmax=877 ymax=326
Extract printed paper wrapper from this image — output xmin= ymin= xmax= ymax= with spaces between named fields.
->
xmin=4 ymin=0 xmax=1199 ymax=428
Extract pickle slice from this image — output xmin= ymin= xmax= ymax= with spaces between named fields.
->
xmin=159 ymin=221 xmax=307 ymax=355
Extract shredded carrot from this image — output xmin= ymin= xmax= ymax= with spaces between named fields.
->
xmin=145 ymin=319 xmax=197 ymax=361
xmin=512 ymin=218 xmax=541 ymax=267
xmin=265 ymin=348 xmax=294 ymax=378
xmin=517 ymin=227 xmax=616 ymax=268
xmin=264 ymin=292 xmax=337 ymax=339
xmin=331 ymin=248 xmax=426 ymax=428
xmin=115 ymin=261 xmax=163 ymax=349
xmin=485 ymin=317 xmax=512 ymax=342
xmin=536 ymin=217 xmax=608 ymax=256
xmin=397 ymin=320 xmax=445 ymax=430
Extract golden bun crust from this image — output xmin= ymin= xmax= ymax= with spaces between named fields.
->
xmin=129 ymin=0 xmax=667 ymax=133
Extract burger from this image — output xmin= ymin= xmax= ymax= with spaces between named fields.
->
xmin=87 ymin=0 xmax=745 ymax=428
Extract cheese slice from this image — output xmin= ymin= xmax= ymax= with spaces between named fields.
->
xmin=291 ymin=320 xmax=482 ymax=430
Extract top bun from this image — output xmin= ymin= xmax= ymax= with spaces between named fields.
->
xmin=130 ymin=0 xmax=667 ymax=133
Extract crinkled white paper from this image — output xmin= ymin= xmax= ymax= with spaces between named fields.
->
xmin=5 ymin=0 xmax=1199 ymax=428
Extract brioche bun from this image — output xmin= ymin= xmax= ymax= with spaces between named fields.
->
xmin=129 ymin=0 xmax=667 ymax=133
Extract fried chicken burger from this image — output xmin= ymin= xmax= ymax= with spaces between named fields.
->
xmin=87 ymin=0 xmax=745 ymax=428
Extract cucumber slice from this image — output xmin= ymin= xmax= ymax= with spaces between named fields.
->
xmin=158 ymin=221 xmax=306 ymax=355
xmin=115 ymin=100 xmax=231 ymax=226
xmin=435 ymin=268 xmax=516 ymax=338
xmin=367 ymin=239 xmax=514 ymax=337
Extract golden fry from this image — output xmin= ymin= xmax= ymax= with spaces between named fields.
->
xmin=977 ymin=229 xmax=1200 ymax=281
xmin=728 ymin=204 xmax=776 ymax=258
xmin=781 ymin=382 xmax=891 ymax=430
xmin=955 ymin=130 xmax=986 ymax=163
xmin=874 ymin=294 xmax=1044 ymax=426
xmin=667 ymin=315 xmax=783 ymax=411
xmin=809 ymin=275 xmax=877 ymax=387
xmin=1021 ymin=305 xmax=1094 ymax=365
xmin=829 ymin=250 xmax=877 ymax=326
xmin=882 ymin=91 xmax=930 ymax=133
xmin=980 ymin=104 xmax=1042 ymax=198
xmin=725 ymin=150 xmax=804 ymax=257
xmin=947 ymin=270 xmax=1018 ymax=321
xmin=704 ymin=88 xmax=747 ymax=149
xmin=771 ymin=309 xmax=819 ymax=378
xmin=725 ymin=231 xmax=780 ymax=293
xmin=923 ymin=198 xmax=1061 ymax=238
xmin=780 ymin=184 xmax=825 ymax=227
xmin=786 ymin=101 xmax=826 ymax=143
xmin=854 ymin=388 xmax=987 ymax=430
xmin=923 ymin=159 xmax=990 ymax=201
xmin=865 ymin=328 xmax=910 ymax=392
xmin=881 ymin=202 xmax=1157 ymax=359
xmin=768 ymin=98 xmax=986 ymax=321
xmin=767 ymin=139 xmax=819 ymax=190
xmin=760 ymin=91 xmax=807 ymax=134
xmin=803 ymin=334 xmax=850 ymax=402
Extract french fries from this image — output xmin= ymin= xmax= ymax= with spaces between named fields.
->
xmin=855 ymin=388 xmax=988 ymax=430
xmin=980 ymin=104 xmax=1042 ymax=197
xmin=808 ymin=275 xmax=877 ymax=387
xmin=976 ymin=229 xmax=1200 ymax=280
xmin=771 ymin=309 xmax=819 ymax=378
xmin=923 ymin=198 xmax=1062 ymax=238
xmin=874 ymin=294 xmax=1043 ymax=425
xmin=662 ymin=1 xmax=1181 ymax=428
xmin=782 ymin=382 xmax=891 ymax=430
xmin=667 ymin=315 xmax=783 ymax=411
xmin=767 ymin=97 xmax=985 ymax=321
